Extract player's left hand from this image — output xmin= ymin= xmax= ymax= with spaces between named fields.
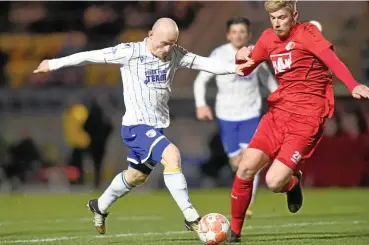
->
xmin=236 ymin=59 xmax=255 ymax=76
xmin=33 ymin=60 xmax=50 ymax=73
xmin=352 ymin=84 xmax=369 ymax=99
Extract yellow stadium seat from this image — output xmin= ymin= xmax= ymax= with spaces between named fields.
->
xmin=0 ymin=34 xmax=14 ymax=53
xmin=118 ymin=29 xmax=147 ymax=43
xmin=7 ymin=60 xmax=38 ymax=88
xmin=0 ymin=34 xmax=32 ymax=61
xmin=31 ymin=33 xmax=67 ymax=60
xmin=85 ymin=65 xmax=106 ymax=86
xmin=104 ymin=65 xmax=121 ymax=85
xmin=85 ymin=64 xmax=120 ymax=86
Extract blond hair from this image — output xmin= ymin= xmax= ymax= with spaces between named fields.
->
xmin=264 ymin=0 xmax=297 ymax=13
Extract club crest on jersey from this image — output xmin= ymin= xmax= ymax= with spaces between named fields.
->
xmin=144 ymin=69 xmax=167 ymax=84
xmin=285 ymin=41 xmax=295 ymax=51
xmin=146 ymin=129 xmax=157 ymax=138
xmin=270 ymin=53 xmax=292 ymax=74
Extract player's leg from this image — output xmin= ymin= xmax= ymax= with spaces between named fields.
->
xmin=238 ymin=116 xmax=262 ymax=218
xmin=161 ymin=143 xmax=201 ymax=231
xmin=88 ymin=151 xmax=152 ymax=234
xmin=88 ymin=125 xmax=158 ymax=234
xmin=265 ymin=159 xmax=302 ymax=212
xmin=229 ymin=148 xmax=269 ymax=242
xmin=266 ymin=114 xmax=325 ymax=213
xmin=96 ymin=164 xmax=150 ymax=213
xmin=217 ymin=118 xmax=242 ymax=171
xmin=229 ymin=113 xmax=279 ymax=243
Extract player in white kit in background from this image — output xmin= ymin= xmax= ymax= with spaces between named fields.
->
xmin=33 ymin=18 xmax=249 ymax=235
xmin=193 ymin=17 xmax=278 ymax=217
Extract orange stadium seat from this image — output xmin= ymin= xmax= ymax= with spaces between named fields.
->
xmin=7 ymin=60 xmax=38 ymax=88
xmin=118 ymin=29 xmax=147 ymax=43
xmin=0 ymin=34 xmax=32 ymax=61
xmin=85 ymin=64 xmax=120 ymax=86
xmin=104 ymin=65 xmax=121 ymax=85
xmin=31 ymin=33 xmax=67 ymax=60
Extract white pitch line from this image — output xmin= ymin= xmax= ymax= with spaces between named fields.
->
xmin=0 ymin=215 xmax=163 ymax=227
xmin=0 ymin=220 xmax=366 ymax=244
xmin=1 ymin=237 xmax=76 ymax=244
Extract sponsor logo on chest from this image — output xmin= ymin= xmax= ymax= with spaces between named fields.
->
xmin=270 ymin=52 xmax=292 ymax=74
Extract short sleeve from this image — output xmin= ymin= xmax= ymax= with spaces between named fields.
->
xmin=301 ymin=23 xmax=333 ymax=56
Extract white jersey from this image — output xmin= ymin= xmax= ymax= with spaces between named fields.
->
xmin=49 ymin=38 xmax=237 ymax=128
xmin=194 ymin=43 xmax=278 ymax=121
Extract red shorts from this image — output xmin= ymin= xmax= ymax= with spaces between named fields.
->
xmin=248 ymin=109 xmax=325 ymax=170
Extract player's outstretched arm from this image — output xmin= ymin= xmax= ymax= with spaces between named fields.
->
xmin=317 ymin=49 xmax=369 ymax=99
xmin=176 ymin=46 xmax=251 ymax=76
xmin=181 ymin=54 xmax=237 ymax=75
xmin=302 ymin=23 xmax=369 ymax=99
xmin=33 ymin=43 xmax=133 ymax=73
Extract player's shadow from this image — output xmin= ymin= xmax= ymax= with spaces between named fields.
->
xmin=247 ymin=231 xmax=369 ymax=242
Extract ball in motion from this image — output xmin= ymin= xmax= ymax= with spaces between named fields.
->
xmin=198 ymin=213 xmax=230 ymax=245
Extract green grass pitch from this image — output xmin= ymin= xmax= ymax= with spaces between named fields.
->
xmin=1 ymin=188 xmax=368 ymax=244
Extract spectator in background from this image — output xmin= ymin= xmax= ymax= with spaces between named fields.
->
xmin=123 ymin=2 xmax=156 ymax=29
xmin=8 ymin=2 xmax=47 ymax=33
xmin=63 ymin=100 xmax=90 ymax=185
xmin=82 ymin=3 xmax=122 ymax=50
xmin=83 ymin=96 xmax=113 ymax=189
xmin=171 ymin=2 xmax=201 ymax=29
xmin=1 ymin=130 xmax=42 ymax=191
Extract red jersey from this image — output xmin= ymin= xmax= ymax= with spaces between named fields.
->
xmin=246 ymin=23 xmax=334 ymax=118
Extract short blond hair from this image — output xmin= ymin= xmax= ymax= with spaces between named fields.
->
xmin=264 ymin=0 xmax=297 ymax=13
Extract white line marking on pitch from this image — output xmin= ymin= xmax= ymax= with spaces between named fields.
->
xmin=0 ymin=215 xmax=163 ymax=226
xmin=0 ymin=220 xmax=366 ymax=244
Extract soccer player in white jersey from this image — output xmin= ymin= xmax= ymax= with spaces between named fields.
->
xmin=193 ymin=17 xmax=278 ymax=217
xmin=33 ymin=18 xmax=249 ymax=235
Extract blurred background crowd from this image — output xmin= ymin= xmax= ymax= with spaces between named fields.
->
xmin=0 ymin=1 xmax=368 ymax=192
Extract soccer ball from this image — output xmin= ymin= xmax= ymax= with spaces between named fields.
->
xmin=197 ymin=213 xmax=230 ymax=245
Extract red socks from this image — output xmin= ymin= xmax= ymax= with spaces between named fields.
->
xmin=231 ymin=175 xmax=254 ymax=235
xmin=280 ymin=175 xmax=298 ymax=193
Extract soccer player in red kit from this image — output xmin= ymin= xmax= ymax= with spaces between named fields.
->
xmin=228 ymin=0 xmax=369 ymax=243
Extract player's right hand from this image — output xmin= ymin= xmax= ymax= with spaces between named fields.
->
xmin=236 ymin=60 xmax=255 ymax=76
xmin=196 ymin=106 xmax=213 ymax=121
xmin=235 ymin=46 xmax=253 ymax=62
xmin=33 ymin=60 xmax=50 ymax=73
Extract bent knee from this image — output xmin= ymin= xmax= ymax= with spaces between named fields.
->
xmin=125 ymin=168 xmax=149 ymax=186
xmin=237 ymin=149 xmax=268 ymax=180
xmin=237 ymin=163 xmax=259 ymax=180
xmin=161 ymin=144 xmax=181 ymax=169
xmin=265 ymin=173 xmax=286 ymax=193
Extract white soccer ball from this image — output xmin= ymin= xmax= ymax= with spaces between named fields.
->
xmin=197 ymin=213 xmax=230 ymax=245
